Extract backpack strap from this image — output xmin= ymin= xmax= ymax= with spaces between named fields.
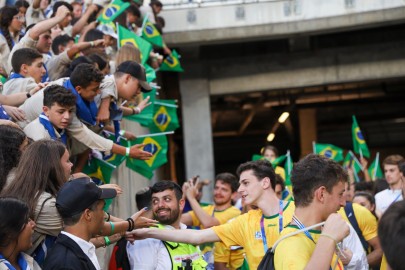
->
xmin=344 ymin=202 xmax=369 ymax=252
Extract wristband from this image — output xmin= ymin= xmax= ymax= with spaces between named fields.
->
xmin=109 ymin=221 xmax=115 ymax=234
xmin=104 ymin=236 xmax=111 ymax=246
xmin=125 ymin=147 xmax=130 ymax=157
xmin=105 ymin=212 xmax=110 ymax=222
xmin=126 ymin=218 xmax=135 ymax=231
xmin=119 ymin=129 xmax=126 ymax=136
xmin=320 ymin=233 xmax=337 ymax=246
xmin=90 ymin=41 xmax=94 ymax=47
xmin=26 ymin=92 xmax=31 ymax=98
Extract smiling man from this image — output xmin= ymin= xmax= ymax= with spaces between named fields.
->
xmin=126 ymin=180 xmax=207 ymax=270
xmin=126 ymin=160 xmax=295 ymax=270
xmin=24 ymin=85 xmax=76 ymax=145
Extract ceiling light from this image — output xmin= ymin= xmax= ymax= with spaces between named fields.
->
xmin=267 ymin=133 xmax=275 ymax=142
xmin=278 ymin=112 xmax=290 ymax=123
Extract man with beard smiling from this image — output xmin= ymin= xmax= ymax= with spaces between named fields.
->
xmin=126 ymin=180 xmax=207 ymax=270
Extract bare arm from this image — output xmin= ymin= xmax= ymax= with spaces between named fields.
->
xmin=128 ymin=227 xmax=220 ymax=245
xmin=304 ymin=214 xmax=350 ymax=270
xmin=71 ymin=4 xmax=100 ymax=37
xmin=67 ymin=40 xmax=105 ymax=59
xmin=180 ymin=212 xmax=193 ymax=226
xmin=367 ymin=236 xmax=383 ymax=267
xmin=29 ymin=6 xmax=72 ymax=40
xmin=185 ymin=180 xmax=220 ymax=228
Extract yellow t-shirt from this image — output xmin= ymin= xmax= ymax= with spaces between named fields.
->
xmin=274 ymin=225 xmax=344 ymax=270
xmin=338 ymin=202 xmax=378 ymax=241
xmin=189 ymin=205 xmax=241 ymax=229
xmin=380 ymin=254 xmax=388 ymax=270
xmin=212 ymin=201 xmax=295 ymax=270
xmin=213 ymin=241 xmax=245 ymax=270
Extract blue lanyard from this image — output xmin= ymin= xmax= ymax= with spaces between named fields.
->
xmin=392 ymin=192 xmax=402 ymax=205
xmin=292 ymin=216 xmax=315 ymax=242
xmin=260 ymin=200 xmax=284 ymax=253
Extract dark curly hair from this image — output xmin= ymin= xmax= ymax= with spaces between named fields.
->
xmin=0 ymin=6 xmax=19 ymax=51
xmin=0 ymin=125 xmax=27 ymax=193
xmin=70 ymin=63 xmax=104 ymax=88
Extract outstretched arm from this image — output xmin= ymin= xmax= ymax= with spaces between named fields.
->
xmin=127 ymin=227 xmax=220 ymax=246
xmin=29 ymin=5 xmax=72 ymax=40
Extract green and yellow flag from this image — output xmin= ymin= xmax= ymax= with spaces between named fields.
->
xmin=117 ymin=25 xmax=152 ymax=65
xmin=368 ymin=153 xmax=383 ymax=181
xmin=352 ymin=115 xmax=370 ymax=158
xmin=284 ymin=151 xmax=293 ymax=188
xmin=97 ymin=0 xmax=130 ymax=23
xmin=126 ymin=134 xmax=168 ymax=179
xmin=313 ymin=142 xmax=344 ymax=162
xmin=125 ymin=88 xmax=156 ymax=126
xmin=142 ymin=17 xmax=163 ymax=47
xmin=144 ymin=63 xmax=156 ymax=83
xmin=343 ymin=151 xmax=363 ymax=182
xmin=251 ymin=154 xmax=286 ymax=168
xmin=160 ymin=50 xmax=184 ymax=72
xmin=148 ymin=100 xmax=179 ymax=133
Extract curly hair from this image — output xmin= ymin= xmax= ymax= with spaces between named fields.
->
xmin=0 ymin=125 xmax=26 ymax=193
xmin=70 ymin=63 xmax=104 ymax=88
xmin=0 ymin=6 xmax=19 ymax=51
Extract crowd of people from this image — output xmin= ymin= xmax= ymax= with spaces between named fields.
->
xmin=0 ymin=0 xmax=404 ymax=269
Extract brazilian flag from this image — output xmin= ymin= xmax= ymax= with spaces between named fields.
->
xmin=148 ymin=100 xmax=179 ymax=133
xmin=126 ymin=135 xmax=168 ymax=179
xmin=125 ymin=88 xmax=156 ymax=126
xmin=0 ymin=74 xmax=7 ymax=84
xmin=251 ymin=154 xmax=286 ymax=168
xmin=102 ymin=133 xmax=129 ymax=167
xmin=160 ymin=50 xmax=184 ymax=72
xmin=83 ymin=157 xmax=116 ymax=210
xmin=368 ymin=153 xmax=383 ymax=181
xmin=117 ymin=25 xmax=152 ymax=65
xmin=313 ymin=143 xmax=344 ymax=162
xmin=352 ymin=115 xmax=370 ymax=158
xmin=142 ymin=17 xmax=163 ymax=47
xmin=97 ymin=0 xmax=130 ymax=23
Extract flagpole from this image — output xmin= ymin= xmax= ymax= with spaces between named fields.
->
xmin=349 ymin=151 xmax=364 ymax=171
xmin=373 ymin=152 xmax=380 ymax=181
xmin=136 ymin=131 xmax=175 ymax=138
xmin=312 ymin=141 xmax=316 ymax=154
xmin=95 ymin=157 xmax=116 ymax=169
xmin=154 ymin=101 xmax=178 ymax=108
xmin=286 ymin=150 xmax=291 ymax=175
xmin=116 ymin=22 xmax=120 ymax=49
xmin=359 ymin=148 xmax=363 ymax=161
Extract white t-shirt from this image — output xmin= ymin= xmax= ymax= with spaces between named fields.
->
xmin=375 ymin=188 xmax=403 ymax=214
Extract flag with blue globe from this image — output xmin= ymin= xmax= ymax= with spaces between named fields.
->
xmin=313 ymin=143 xmax=344 ymax=162
xmin=148 ymin=100 xmax=179 ymax=133
xmin=126 ymin=135 xmax=168 ymax=179
xmin=97 ymin=0 xmax=130 ymax=23
xmin=352 ymin=115 xmax=370 ymax=158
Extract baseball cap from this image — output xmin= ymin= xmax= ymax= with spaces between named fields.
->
xmin=96 ymin=23 xmax=118 ymax=39
xmin=56 ymin=177 xmax=117 ymax=218
xmin=116 ymin=61 xmax=152 ymax=93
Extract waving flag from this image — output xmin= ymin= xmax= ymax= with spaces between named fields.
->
xmin=117 ymin=25 xmax=152 ymax=65
xmin=126 ymin=134 xmax=168 ymax=179
xmin=352 ymin=115 xmax=370 ymax=158
xmin=142 ymin=17 xmax=163 ymax=47
xmin=144 ymin=64 xmax=156 ymax=83
xmin=148 ymin=100 xmax=179 ymax=133
xmin=160 ymin=50 xmax=184 ymax=72
xmin=313 ymin=142 xmax=344 ymax=162
xmin=97 ymin=0 xmax=130 ymax=23
xmin=368 ymin=153 xmax=383 ymax=181
xmin=284 ymin=151 xmax=293 ymax=188
xmin=343 ymin=151 xmax=363 ymax=182
xmin=251 ymin=154 xmax=287 ymax=168
xmin=125 ymin=88 xmax=156 ymax=126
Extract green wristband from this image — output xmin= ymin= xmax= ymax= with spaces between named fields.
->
xmin=109 ymin=221 xmax=115 ymax=234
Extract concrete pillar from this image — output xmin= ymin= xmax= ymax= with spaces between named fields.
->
xmin=298 ymin=109 xmax=317 ymax=157
xmin=180 ymin=79 xmax=215 ymax=203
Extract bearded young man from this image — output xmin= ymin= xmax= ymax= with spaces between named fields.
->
xmin=126 ymin=181 xmax=207 ymax=270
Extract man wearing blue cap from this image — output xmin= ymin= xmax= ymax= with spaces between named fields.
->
xmin=43 ymin=178 xmax=117 ymax=270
